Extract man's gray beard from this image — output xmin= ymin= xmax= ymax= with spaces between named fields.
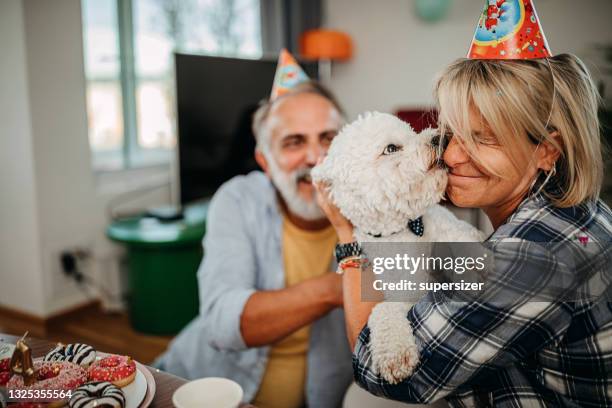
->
xmin=266 ymin=154 xmax=326 ymax=221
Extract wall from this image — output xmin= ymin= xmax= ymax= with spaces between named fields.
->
xmin=0 ymin=0 xmax=172 ymax=318
xmin=23 ymin=0 xmax=102 ymax=314
xmin=0 ymin=0 xmax=46 ymax=316
xmin=324 ymin=0 xmax=612 ymax=119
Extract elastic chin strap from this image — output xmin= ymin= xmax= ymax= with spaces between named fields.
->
xmin=528 ymin=58 xmax=558 ymax=199
xmin=543 ymin=57 xmax=557 ymax=131
xmin=529 ymin=164 xmax=557 ymax=199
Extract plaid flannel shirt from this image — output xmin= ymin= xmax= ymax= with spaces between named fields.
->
xmin=353 ymin=194 xmax=612 ymax=407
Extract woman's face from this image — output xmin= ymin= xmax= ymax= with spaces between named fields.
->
xmin=442 ymin=109 xmax=538 ymax=209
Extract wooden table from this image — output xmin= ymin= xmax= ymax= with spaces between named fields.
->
xmin=0 ymin=333 xmax=254 ymax=408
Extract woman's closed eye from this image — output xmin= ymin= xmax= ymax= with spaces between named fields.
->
xmin=473 ymin=131 xmax=500 ymax=146
xmin=382 ymin=144 xmax=402 ymax=155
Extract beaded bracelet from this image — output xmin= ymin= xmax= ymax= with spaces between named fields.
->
xmin=336 ymin=255 xmax=364 ymax=274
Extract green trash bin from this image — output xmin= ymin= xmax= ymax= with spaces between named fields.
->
xmin=106 ymin=203 xmax=208 ymax=335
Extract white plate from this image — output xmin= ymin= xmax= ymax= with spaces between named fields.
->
xmin=121 ymin=366 xmax=147 ymax=408
xmin=31 ymin=354 xmax=149 ymax=408
xmin=0 ymin=343 xmax=14 ymax=360
xmin=95 ymin=353 xmax=147 ymax=408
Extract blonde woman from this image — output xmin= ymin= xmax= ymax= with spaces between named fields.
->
xmin=316 ymin=53 xmax=611 ymax=406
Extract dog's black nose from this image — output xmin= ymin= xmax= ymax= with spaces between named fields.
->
xmin=430 ymin=133 xmax=441 ymax=148
xmin=430 ymin=132 xmax=450 ymax=169
xmin=430 ymin=133 xmax=449 ymax=151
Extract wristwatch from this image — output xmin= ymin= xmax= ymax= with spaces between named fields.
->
xmin=335 ymin=241 xmax=362 ymax=263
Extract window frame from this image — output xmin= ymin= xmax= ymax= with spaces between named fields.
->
xmin=85 ymin=0 xmax=263 ymax=172
xmin=116 ymin=0 xmax=172 ymax=170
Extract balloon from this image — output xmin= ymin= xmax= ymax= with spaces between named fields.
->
xmin=415 ymin=0 xmax=452 ymax=23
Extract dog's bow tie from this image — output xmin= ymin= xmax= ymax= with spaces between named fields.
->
xmin=408 ymin=217 xmax=424 ymax=237
xmin=367 ymin=216 xmax=424 ymax=238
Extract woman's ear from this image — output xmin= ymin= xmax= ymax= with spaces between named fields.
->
xmin=536 ymin=131 xmax=562 ymax=171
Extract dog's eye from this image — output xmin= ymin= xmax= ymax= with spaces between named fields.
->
xmin=382 ymin=144 xmax=401 ymax=155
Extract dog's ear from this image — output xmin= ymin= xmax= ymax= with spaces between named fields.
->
xmin=419 ymin=127 xmax=438 ymax=138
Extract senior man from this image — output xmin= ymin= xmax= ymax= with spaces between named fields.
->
xmin=156 ymin=52 xmax=353 ymax=408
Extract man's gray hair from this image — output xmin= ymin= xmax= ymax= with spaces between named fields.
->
xmin=251 ymin=81 xmax=345 ymax=154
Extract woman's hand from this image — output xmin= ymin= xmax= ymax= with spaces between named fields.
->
xmin=313 ymin=182 xmax=354 ymax=243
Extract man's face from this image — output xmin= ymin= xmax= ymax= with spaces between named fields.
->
xmin=260 ymin=92 xmax=342 ymax=220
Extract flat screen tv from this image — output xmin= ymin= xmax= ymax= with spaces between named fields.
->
xmin=175 ymin=53 xmax=318 ymax=205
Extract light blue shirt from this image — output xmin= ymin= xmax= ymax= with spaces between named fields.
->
xmin=158 ymin=171 xmax=353 ymax=407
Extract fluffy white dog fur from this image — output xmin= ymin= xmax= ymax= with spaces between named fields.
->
xmin=312 ymin=112 xmax=484 ymax=384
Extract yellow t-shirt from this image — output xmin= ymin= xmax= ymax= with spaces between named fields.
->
xmin=252 ymin=215 xmax=337 ymax=408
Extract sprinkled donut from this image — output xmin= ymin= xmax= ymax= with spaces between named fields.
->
xmin=44 ymin=343 xmax=97 ymax=368
xmin=69 ymin=381 xmax=125 ymax=408
xmin=88 ymin=356 xmax=136 ymax=388
xmin=0 ymin=358 xmax=10 ymax=387
xmin=7 ymin=361 xmax=87 ymax=406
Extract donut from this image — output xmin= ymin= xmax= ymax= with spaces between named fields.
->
xmin=6 ymin=361 xmax=87 ymax=408
xmin=87 ymin=356 xmax=136 ymax=388
xmin=0 ymin=358 xmax=10 ymax=387
xmin=44 ymin=344 xmax=96 ymax=368
xmin=69 ymin=381 xmax=125 ymax=408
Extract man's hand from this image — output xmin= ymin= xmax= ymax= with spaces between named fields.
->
xmin=240 ymin=272 xmax=344 ymax=347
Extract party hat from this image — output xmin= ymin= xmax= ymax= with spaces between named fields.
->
xmin=270 ymin=49 xmax=310 ymax=100
xmin=467 ymin=0 xmax=551 ymax=60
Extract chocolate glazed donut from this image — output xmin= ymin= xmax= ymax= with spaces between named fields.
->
xmin=69 ymin=381 xmax=126 ymax=408
xmin=44 ymin=344 xmax=97 ymax=368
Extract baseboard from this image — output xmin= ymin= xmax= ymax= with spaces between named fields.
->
xmin=0 ymin=300 xmax=101 ymax=337
xmin=46 ymin=300 xmax=101 ymax=327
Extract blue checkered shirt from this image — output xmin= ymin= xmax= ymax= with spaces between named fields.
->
xmin=354 ymin=194 xmax=612 ymax=407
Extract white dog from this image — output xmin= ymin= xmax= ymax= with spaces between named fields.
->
xmin=312 ymin=112 xmax=484 ymax=384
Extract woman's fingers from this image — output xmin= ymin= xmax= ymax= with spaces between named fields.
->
xmin=313 ymin=181 xmax=337 ymax=218
xmin=313 ymin=182 xmax=354 ymax=241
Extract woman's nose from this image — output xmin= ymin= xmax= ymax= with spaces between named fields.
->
xmin=443 ymin=136 xmax=470 ymax=168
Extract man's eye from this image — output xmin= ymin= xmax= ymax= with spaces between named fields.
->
xmin=282 ymin=138 xmax=304 ymax=148
xmin=321 ymin=131 xmax=337 ymax=144
xmin=382 ymin=144 xmax=402 ymax=155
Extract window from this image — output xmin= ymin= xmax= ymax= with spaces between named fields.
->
xmin=81 ymin=0 xmax=262 ymax=171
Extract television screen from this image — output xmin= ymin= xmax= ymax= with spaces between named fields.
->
xmin=175 ymin=53 xmax=318 ymax=205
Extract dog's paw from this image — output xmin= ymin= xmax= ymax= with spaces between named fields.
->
xmin=368 ymin=302 xmax=420 ymax=384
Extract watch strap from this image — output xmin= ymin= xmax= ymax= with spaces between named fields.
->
xmin=335 ymin=241 xmax=362 ymax=263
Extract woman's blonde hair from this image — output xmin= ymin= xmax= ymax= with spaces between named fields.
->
xmin=434 ymin=53 xmax=603 ymax=207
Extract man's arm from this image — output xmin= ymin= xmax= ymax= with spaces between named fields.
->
xmin=198 ymin=179 xmax=342 ymax=351
xmin=240 ymin=272 xmax=342 ymax=347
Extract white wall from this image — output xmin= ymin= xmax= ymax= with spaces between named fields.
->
xmin=0 ymin=0 xmax=46 ymax=316
xmin=23 ymin=0 xmax=102 ymax=314
xmin=0 ymin=0 xmax=172 ymax=318
xmin=325 ymin=0 xmax=612 ymax=119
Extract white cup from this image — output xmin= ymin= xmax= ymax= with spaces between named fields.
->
xmin=173 ymin=377 xmax=244 ymax=408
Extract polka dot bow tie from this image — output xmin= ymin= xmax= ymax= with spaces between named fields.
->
xmin=408 ymin=217 xmax=424 ymax=237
